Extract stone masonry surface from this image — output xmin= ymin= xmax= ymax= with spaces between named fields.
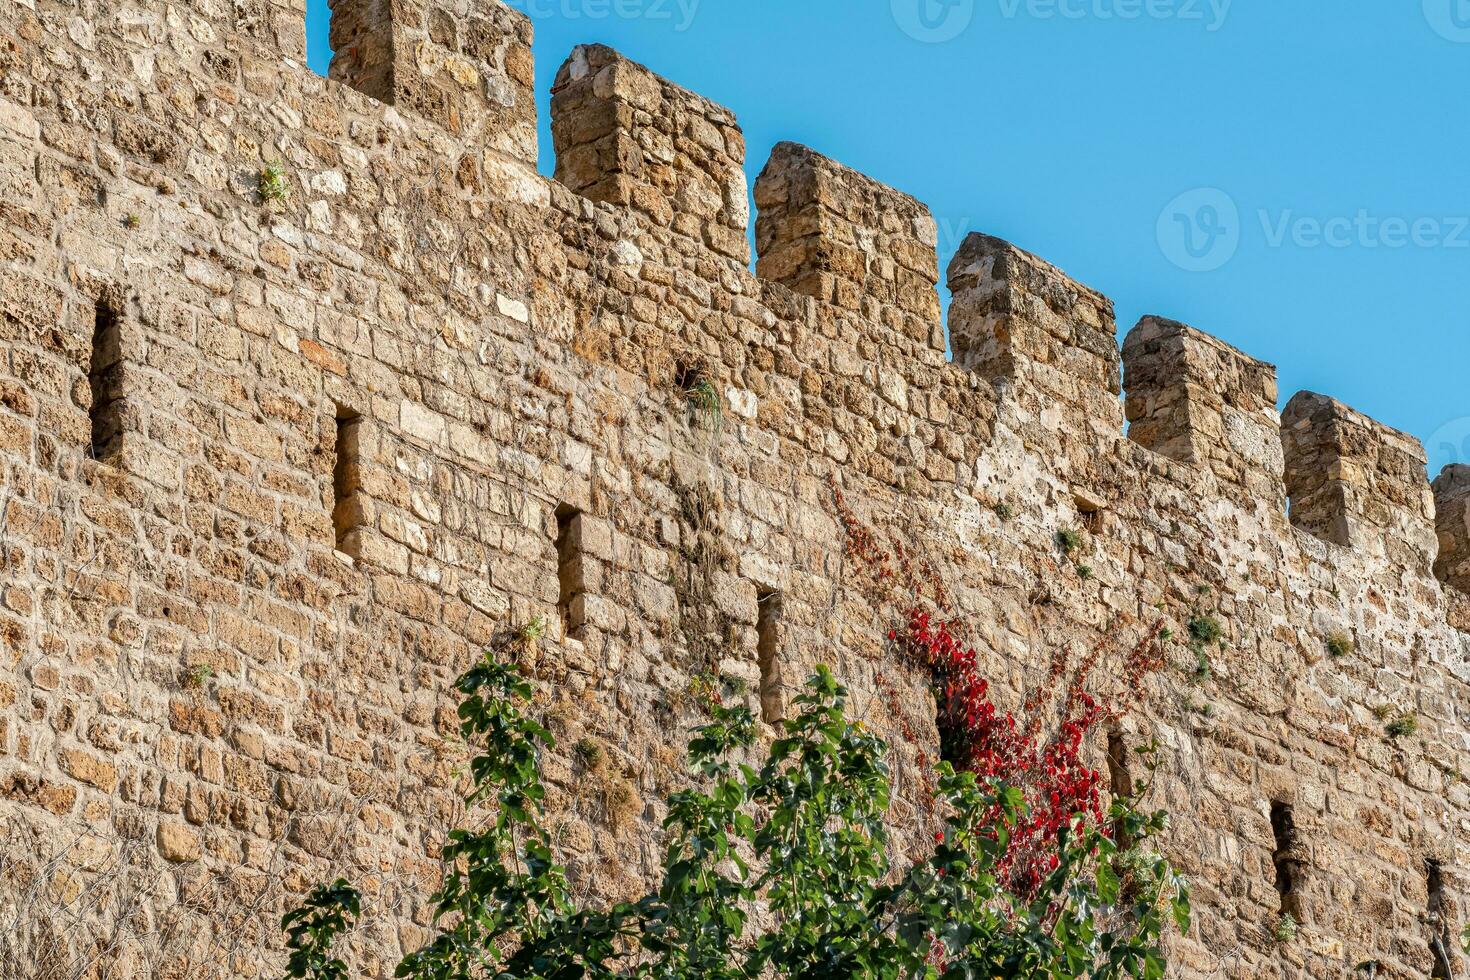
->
xmin=0 ymin=1 xmax=1468 ymax=977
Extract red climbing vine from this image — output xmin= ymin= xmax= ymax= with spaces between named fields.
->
xmin=832 ymin=477 xmax=1168 ymax=900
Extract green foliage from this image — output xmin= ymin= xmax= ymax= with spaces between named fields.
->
xmin=183 ymin=664 xmax=214 ymax=689
xmin=1325 ymin=631 xmax=1354 ymax=658
xmin=1385 ymin=712 xmax=1419 ymax=739
xmin=1181 ymin=614 xmax=1223 ymax=684
xmin=574 ymin=738 xmax=604 ymax=769
xmin=259 ymin=161 xmax=290 ymax=205
xmin=1186 ymin=616 xmax=1222 ymax=647
xmin=1189 ymin=648 xmax=1212 ymax=685
xmin=992 ymin=502 xmax=1014 ymax=521
xmin=683 ymin=378 xmax=721 ymax=432
xmin=1077 ymin=565 xmax=1094 ymax=581
xmin=1272 ymin=913 xmax=1298 ymax=944
xmin=284 ymin=656 xmax=1189 ymax=980
xmin=1055 ymin=527 xmax=1083 ymax=555
xmin=283 ymin=880 xmax=361 ymax=980
xmin=520 ymin=615 xmax=548 ymax=642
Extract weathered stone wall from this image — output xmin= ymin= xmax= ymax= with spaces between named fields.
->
xmin=0 ymin=1 xmax=1467 ymax=979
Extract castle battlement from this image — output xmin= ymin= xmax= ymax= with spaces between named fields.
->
xmin=0 ymin=0 xmax=1467 ymax=977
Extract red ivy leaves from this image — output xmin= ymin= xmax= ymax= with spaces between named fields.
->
xmin=899 ymin=610 xmax=1111 ymax=899
xmin=837 ymin=480 xmax=1168 ymax=902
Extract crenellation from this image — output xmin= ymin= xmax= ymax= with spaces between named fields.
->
xmin=753 ymin=142 xmax=943 ymax=355
xmin=328 ymin=0 xmax=536 ymax=164
xmin=1122 ymin=315 xmax=1285 ymax=507
xmin=2 ymin=4 xmax=1468 ymax=978
xmin=947 ymin=232 xmax=1123 ymax=440
xmin=1281 ymin=391 xmax=1436 ymax=569
xmin=552 ymin=44 xmax=749 ymax=264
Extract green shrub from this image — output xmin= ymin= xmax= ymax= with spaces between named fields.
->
xmin=284 ymin=655 xmax=1189 ymax=980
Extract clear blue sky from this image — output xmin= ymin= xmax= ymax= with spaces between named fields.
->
xmin=306 ymin=1 xmax=1470 ymax=476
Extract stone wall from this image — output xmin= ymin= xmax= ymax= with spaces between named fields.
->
xmin=0 ymin=1 xmax=1468 ymax=978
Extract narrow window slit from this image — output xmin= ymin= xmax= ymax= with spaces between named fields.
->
xmin=756 ymin=590 xmax=783 ymax=724
xmin=556 ymin=505 xmax=586 ymax=640
xmin=1106 ymin=732 xmax=1133 ymax=846
xmin=332 ymin=406 xmax=364 ymax=556
xmin=88 ymin=301 xmax=124 ymax=462
xmin=1428 ymin=860 xmax=1454 ymax=980
xmin=1271 ymin=801 xmax=1302 ymax=919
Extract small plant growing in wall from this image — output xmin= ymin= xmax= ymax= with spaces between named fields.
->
xmin=573 ymin=738 xmax=604 ymax=770
xmin=182 ymin=664 xmax=213 ymax=689
xmin=258 ymin=160 xmax=290 ymax=206
xmin=992 ymin=502 xmax=1013 ymax=521
xmin=1055 ymin=526 xmax=1083 ymax=556
xmin=675 ymin=364 xmax=722 ymax=433
xmin=1385 ymin=712 xmax=1419 ymax=740
xmin=1273 ymin=912 xmax=1299 ymax=944
xmin=1183 ymin=614 xmax=1223 ymax=684
xmin=519 ymin=614 xmax=547 ymax=643
xmin=685 ymin=670 xmax=723 ymax=711
xmin=122 ymin=213 xmax=141 ymax=231
xmin=1187 ymin=615 xmax=1223 ymax=647
xmin=1326 ymin=630 xmax=1355 ymax=659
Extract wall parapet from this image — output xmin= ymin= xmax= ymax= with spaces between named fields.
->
xmin=328 ymin=0 xmax=537 ymax=164
xmin=947 ymin=233 xmax=1122 ymax=440
xmin=552 ymin=44 xmax=749 ymax=263
xmin=3 ymin=3 xmax=1469 ymax=978
xmin=753 ymin=142 xmax=943 ymax=355
xmin=1282 ymin=391 xmax=1435 ymax=569
xmin=1122 ymin=315 xmax=1284 ymax=506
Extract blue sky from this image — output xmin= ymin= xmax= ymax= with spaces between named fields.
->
xmin=307 ymin=1 xmax=1470 ymax=476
